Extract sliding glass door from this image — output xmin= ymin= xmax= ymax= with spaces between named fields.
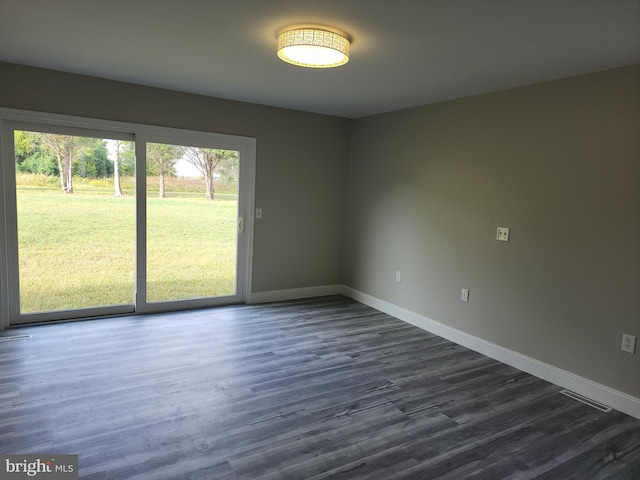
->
xmin=1 ymin=117 xmax=254 ymax=325
xmin=143 ymin=139 xmax=243 ymax=307
xmin=3 ymin=123 xmax=136 ymax=323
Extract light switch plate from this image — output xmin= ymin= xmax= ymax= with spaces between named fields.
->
xmin=461 ymin=288 xmax=469 ymax=302
xmin=496 ymin=227 xmax=510 ymax=242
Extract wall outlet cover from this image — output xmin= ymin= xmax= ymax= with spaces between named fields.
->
xmin=621 ymin=334 xmax=636 ymax=354
xmin=496 ymin=227 xmax=510 ymax=242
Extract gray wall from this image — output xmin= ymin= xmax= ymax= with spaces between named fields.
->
xmin=0 ymin=62 xmax=350 ymax=294
xmin=2 ymin=61 xmax=638 ymax=399
xmin=344 ymin=65 xmax=640 ymax=398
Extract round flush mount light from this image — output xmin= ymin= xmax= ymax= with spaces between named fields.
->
xmin=277 ymin=27 xmax=350 ymax=68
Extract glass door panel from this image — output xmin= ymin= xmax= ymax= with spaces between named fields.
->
xmin=145 ymin=142 xmax=240 ymax=303
xmin=13 ymin=128 xmax=135 ymax=316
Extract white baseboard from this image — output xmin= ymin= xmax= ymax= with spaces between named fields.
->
xmin=248 ymin=284 xmax=343 ymax=305
xmin=341 ymin=285 xmax=640 ymax=420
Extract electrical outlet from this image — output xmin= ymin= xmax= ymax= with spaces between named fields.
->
xmin=461 ymin=288 xmax=469 ymax=302
xmin=621 ymin=334 xmax=636 ymax=354
xmin=395 ymin=271 xmax=402 ymax=282
xmin=496 ymin=227 xmax=510 ymax=242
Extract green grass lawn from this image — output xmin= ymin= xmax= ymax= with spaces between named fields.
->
xmin=16 ymin=183 xmax=238 ymax=313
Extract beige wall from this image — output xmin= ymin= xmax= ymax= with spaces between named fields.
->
xmin=0 ymin=62 xmax=350 ymax=294
xmin=344 ymin=65 xmax=640 ymax=397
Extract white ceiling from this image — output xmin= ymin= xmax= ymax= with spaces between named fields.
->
xmin=1 ymin=0 xmax=639 ymax=118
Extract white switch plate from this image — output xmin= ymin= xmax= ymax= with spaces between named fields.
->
xmin=461 ymin=288 xmax=469 ymax=302
xmin=496 ymin=227 xmax=510 ymax=242
xmin=395 ymin=271 xmax=402 ymax=282
xmin=255 ymin=208 xmax=262 ymax=219
xmin=621 ymin=334 xmax=636 ymax=354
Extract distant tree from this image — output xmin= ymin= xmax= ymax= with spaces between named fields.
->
xmin=147 ymin=143 xmax=184 ymax=198
xmin=219 ymin=152 xmax=239 ymax=186
xmin=112 ymin=140 xmax=127 ymax=197
xmin=15 ymin=131 xmax=58 ymax=175
xmin=117 ymin=142 xmax=135 ymax=176
xmin=74 ymin=139 xmax=112 ymax=178
xmin=38 ymin=133 xmax=86 ymax=193
xmin=184 ymin=148 xmax=238 ymax=200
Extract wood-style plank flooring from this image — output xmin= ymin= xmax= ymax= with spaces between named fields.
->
xmin=1 ymin=296 xmax=639 ymax=479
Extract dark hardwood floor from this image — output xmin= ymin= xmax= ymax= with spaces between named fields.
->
xmin=1 ymin=295 xmax=639 ymax=479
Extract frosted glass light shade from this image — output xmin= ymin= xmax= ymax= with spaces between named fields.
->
xmin=277 ymin=28 xmax=350 ymax=68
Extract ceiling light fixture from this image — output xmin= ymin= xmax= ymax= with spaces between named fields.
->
xmin=277 ymin=27 xmax=350 ymax=68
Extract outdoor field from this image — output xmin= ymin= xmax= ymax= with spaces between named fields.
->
xmin=15 ymin=176 xmax=238 ymax=313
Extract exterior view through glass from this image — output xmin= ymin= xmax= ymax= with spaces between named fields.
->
xmin=145 ymin=142 xmax=239 ymax=303
xmin=15 ymin=131 xmax=135 ymax=313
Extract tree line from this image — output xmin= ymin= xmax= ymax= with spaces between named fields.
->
xmin=15 ymin=131 xmax=238 ymax=199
